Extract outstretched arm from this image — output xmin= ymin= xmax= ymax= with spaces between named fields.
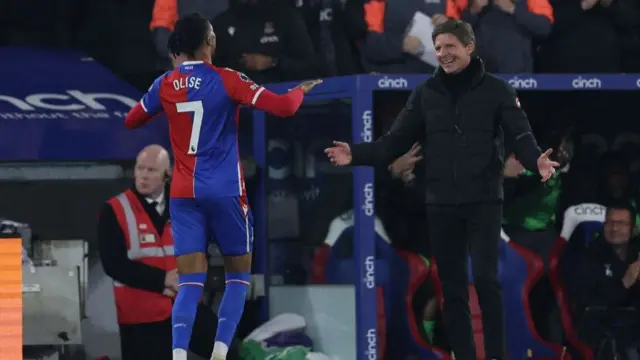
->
xmin=125 ymin=73 xmax=167 ymax=128
xmin=350 ymin=85 xmax=425 ymax=167
xmin=219 ymin=67 xmax=304 ymax=117
xmin=498 ymin=84 xmax=541 ymax=172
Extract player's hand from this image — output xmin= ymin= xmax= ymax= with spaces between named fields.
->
xmin=241 ymin=53 xmax=274 ymax=71
xmin=294 ymin=79 xmax=323 ymax=94
xmin=470 ymin=0 xmax=489 ymax=13
xmin=325 ymin=141 xmax=353 ymax=166
xmin=389 ymin=143 xmax=423 ymax=178
xmin=537 ymin=148 xmax=560 ymax=183
xmin=403 ymin=35 xmax=423 ymax=55
xmin=431 ymin=13 xmax=448 ymax=25
xmin=165 ymin=269 xmax=179 ymax=291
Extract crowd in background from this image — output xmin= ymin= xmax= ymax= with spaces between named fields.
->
xmin=2 ymin=0 xmax=640 ymax=358
xmin=3 ymin=0 xmax=639 ymax=88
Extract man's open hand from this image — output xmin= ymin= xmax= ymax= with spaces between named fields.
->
xmin=537 ymin=148 xmax=560 ymax=182
xmin=390 ymin=143 xmax=423 ymax=177
xmin=325 ymin=141 xmax=352 ymax=166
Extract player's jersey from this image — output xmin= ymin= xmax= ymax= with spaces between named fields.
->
xmin=140 ymin=62 xmax=264 ymax=199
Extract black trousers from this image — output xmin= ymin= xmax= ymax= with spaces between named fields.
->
xmin=427 ymin=202 xmax=505 ymax=360
xmin=120 ymin=318 xmax=173 ymax=360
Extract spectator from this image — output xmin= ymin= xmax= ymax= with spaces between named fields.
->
xmin=150 ymin=0 xmax=229 ymax=69
xmin=501 ymin=133 xmax=572 ymax=344
xmin=503 ymin=132 xmax=573 ymax=262
xmin=461 ymin=0 xmax=553 ymax=73
xmin=296 ymin=0 xmax=367 ymax=76
xmin=360 ymin=0 xmax=462 ymax=73
xmin=537 ymin=0 xmax=640 ymax=73
xmin=211 ymin=0 xmax=319 ymax=84
xmin=574 ymin=202 xmax=640 ymax=359
xmin=596 ymin=152 xmax=640 ymax=227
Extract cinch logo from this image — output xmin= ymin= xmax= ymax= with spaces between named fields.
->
xmin=0 ymin=90 xmax=137 ymax=111
xmin=364 ymin=255 xmax=375 ymax=289
xmin=377 ymin=76 xmax=408 ymax=89
xmin=574 ymin=204 xmax=605 ymax=216
xmin=508 ymin=76 xmax=537 ymax=89
xmin=636 ymin=78 xmax=640 ymax=88
xmin=366 ymin=328 xmax=377 ymax=360
xmin=572 ymin=76 xmax=602 ymax=89
xmin=361 ymin=110 xmax=373 ymax=142
xmin=362 ymin=183 xmax=374 ymax=216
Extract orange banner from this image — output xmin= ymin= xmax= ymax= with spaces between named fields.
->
xmin=0 ymin=238 xmax=22 ymax=359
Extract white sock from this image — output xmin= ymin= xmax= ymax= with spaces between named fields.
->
xmin=211 ymin=341 xmax=229 ymax=360
xmin=173 ymin=348 xmax=188 ymax=360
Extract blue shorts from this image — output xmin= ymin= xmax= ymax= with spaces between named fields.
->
xmin=170 ymin=196 xmax=254 ymax=257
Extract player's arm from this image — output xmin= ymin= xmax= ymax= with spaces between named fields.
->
xmin=125 ymin=75 xmax=165 ymax=128
xmin=219 ymin=68 xmax=303 ymax=117
xmin=97 ymin=202 xmax=167 ymax=293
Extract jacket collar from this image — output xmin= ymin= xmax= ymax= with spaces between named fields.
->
xmin=130 ymin=184 xmax=171 ymax=209
xmin=430 ymin=56 xmax=486 ymax=93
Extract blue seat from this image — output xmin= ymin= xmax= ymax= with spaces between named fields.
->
xmin=498 ymin=230 xmax=565 ymax=359
xmin=549 ymin=203 xmax=606 ymax=360
xmin=311 ymin=211 xmax=449 ymax=360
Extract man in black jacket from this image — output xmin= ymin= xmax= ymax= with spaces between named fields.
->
xmin=325 ymin=19 xmax=558 ymax=360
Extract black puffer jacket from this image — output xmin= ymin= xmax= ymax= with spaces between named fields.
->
xmin=350 ymin=58 xmax=542 ymax=204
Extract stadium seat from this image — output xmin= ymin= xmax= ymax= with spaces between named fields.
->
xmin=430 ymin=229 xmax=565 ymax=360
xmin=548 ymin=203 xmax=606 ymax=360
xmin=311 ymin=211 xmax=449 ymax=359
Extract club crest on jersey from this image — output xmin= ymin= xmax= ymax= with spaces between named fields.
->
xmin=264 ymin=22 xmax=275 ymax=34
xmin=238 ymin=72 xmax=251 ymax=82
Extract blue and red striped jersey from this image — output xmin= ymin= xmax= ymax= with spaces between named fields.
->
xmin=141 ymin=61 xmax=264 ymax=199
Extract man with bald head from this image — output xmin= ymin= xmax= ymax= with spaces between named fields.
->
xmin=98 ymin=145 xmax=218 ymax=360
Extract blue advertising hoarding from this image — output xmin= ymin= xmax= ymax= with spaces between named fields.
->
xmin=0 ymin=47 xmax=169 ymax=161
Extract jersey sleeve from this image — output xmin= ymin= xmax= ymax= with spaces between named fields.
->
xmin=140 ymin=74 xmax=165 ymax=115
xmin=218 ymin=68 xmax=265 ymax=106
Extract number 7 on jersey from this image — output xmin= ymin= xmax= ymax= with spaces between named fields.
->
xmin=176 ymin=101 xmax=204 ymax=155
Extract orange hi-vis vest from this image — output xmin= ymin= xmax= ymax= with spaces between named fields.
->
xmin=108 ymin=189 xmax=177 ymax=325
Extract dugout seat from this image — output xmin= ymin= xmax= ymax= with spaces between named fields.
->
xmin=430 ymin=229 xmax=565 ymax=360
xmin=311 ymin=211 xmax=449 ymax=360
xmin=548 ymin=203 xmax=606 ymax=360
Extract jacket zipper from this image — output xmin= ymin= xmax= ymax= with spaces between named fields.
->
xmin=453 ymin=99 xmax=462 ymax=180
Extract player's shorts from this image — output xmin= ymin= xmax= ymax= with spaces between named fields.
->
xmin=170 ymin=196 xmax=254 ymax=257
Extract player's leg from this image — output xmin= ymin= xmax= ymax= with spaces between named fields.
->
xmin=206 ymin=196 xmax=254 ymax=360
xmin=170 ymin=198 xmax=209 ymax=360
